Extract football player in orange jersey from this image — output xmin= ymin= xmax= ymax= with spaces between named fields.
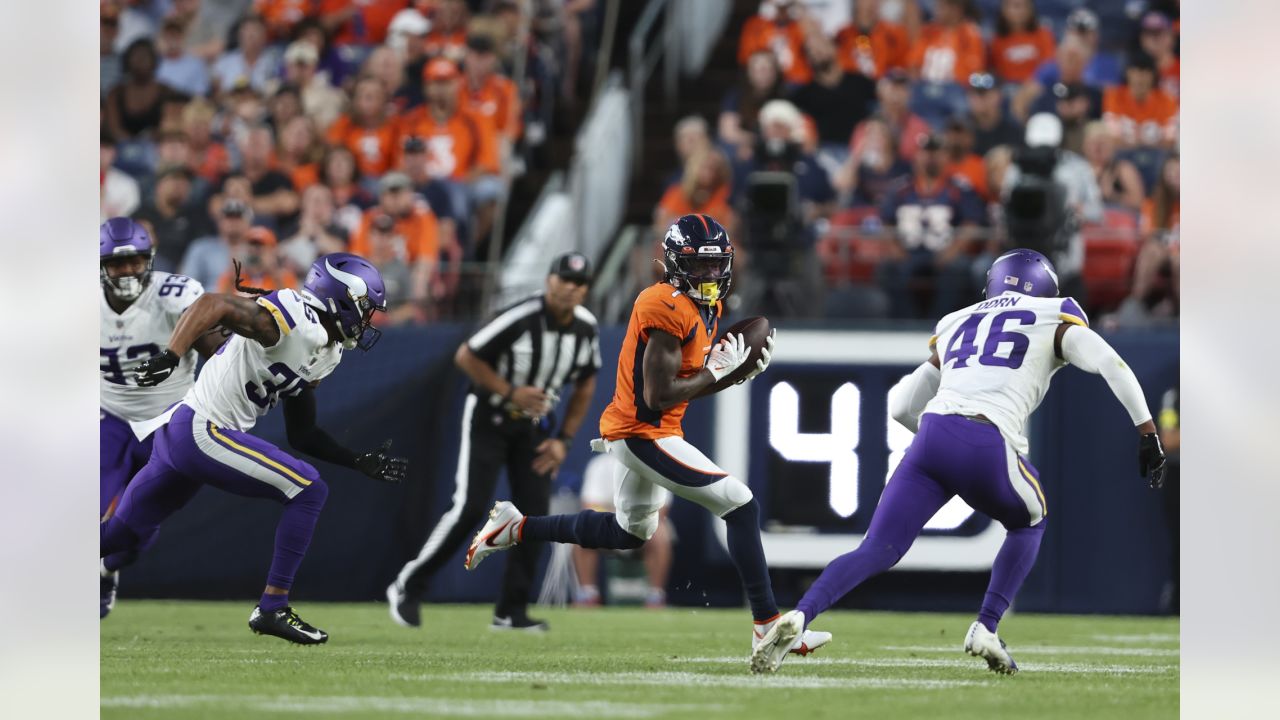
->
xmin=463 ymin=214 xmax=832 ymax=656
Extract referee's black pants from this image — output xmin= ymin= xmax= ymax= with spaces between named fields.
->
xmin=397 ymin=393 xmax=551 ymax=618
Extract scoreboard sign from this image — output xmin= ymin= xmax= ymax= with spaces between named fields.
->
xmin=711 ymin=330 xmax=1006 ymax=571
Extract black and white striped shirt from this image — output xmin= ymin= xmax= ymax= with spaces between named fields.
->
xmin=466 ymin=295 xmax=602 ymax=407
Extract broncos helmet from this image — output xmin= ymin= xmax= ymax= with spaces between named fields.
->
xmin=100 ymin=217 xmax=155 ymax=302
xmin=300 ymin=252 xmax=389 ymax=351
xmin=984 ymin=248 xmax=1060 ymax=298
xmin=661 ymin=214 xmax=733 ymax=306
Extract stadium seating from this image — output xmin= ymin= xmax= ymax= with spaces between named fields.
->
xmin=1082 ymin=206 xmax=1141 ymax=311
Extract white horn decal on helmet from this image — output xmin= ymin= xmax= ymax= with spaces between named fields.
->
xmin=325 ymin=259 xmax=368 ymax=299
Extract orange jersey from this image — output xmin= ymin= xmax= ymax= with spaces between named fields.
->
xmin=599 ymin=283 xmax=721 ymax=441
xmin=945 ymin=154 xmax=988 ymax=199
xmin=461 ymin=73 xmax=522 ymax=141
xmin=989 ymin=28 xmax=1055 ymax=83
xmin=655 ymin=184 xmax=735 ymax=230
xmin=907 ymin=22 xmax=986 ymax=84
xmin=1102 ymin=86 xmax=1178 ymax=146
xmin=326 ymin=114 xmax=400 ymax=178
xmin=350 ymin=206 xmax=440 ymax=263
xmin=834 ymin=21 xmax=909 ymax=79
xmin=738 ymin=16 xmax=811 ymax=84
xmin=395 ymin=106 xmax=499 ymax=178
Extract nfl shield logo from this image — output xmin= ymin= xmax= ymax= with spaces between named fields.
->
xmin=1023 ymin=281 xmax=1034 ymax=292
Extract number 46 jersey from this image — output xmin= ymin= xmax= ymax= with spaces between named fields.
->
xmin=924 ymin=293 xmax=1090 ymax=455
xmin=184 ymin=289 xmax=342 ymax=432
xmin=101 ymin=272 xmax=205 ymax=422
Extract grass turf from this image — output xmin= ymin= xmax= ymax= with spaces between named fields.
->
xmin=101 ymin=601 xmax=1178 ymax=719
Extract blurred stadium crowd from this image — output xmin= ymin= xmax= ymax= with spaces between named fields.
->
xmin=100 ymin=0 xmax=601 ymax=322
xmin=647 ymin=0 xmax=1179 ymax=324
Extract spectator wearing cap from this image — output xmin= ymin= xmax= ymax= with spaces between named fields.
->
xmin=397 ymin=135 xmax=466 ymax=255
xmin=719 ymin=50 xmax=788 ymax=163
xmin=654 ymin=148 xmax=737 ymax=242
xmin=182 ymin=99 xmax=232 ymax=185
xmin=738 ymin=0 xmax=815 ymax=85
xmin=351 ymin=172 xmax=457 ymax=306
xmin=906 ymin=0 xmax=985 ymax=84
xmin=1102 ymin=53 xmax=1178 ymax=149
xmin=1081 ymin=121 xmax=1145 ymax=212
xmin=234 ymin=123 xmax=301 ymax=229
xmin=218 ymin=226 xmax=300 ymax=294
xmin=280 ymin=184 xmax=349 ymax=277
xmin=326 ymin=76 xmax=402 ymax=179
xmin=156 ymin=17 xmax=210 ymax=97
xmin=1013 ymin=33 xmax=1095 ymax=123
xmin=181 ymin=198 xmax=254 ymax=291
xmin=942 ymin=118 xmax=988 ymax=199
xmin=397 ymin=58 xmax=504 ymax=246
xmin=850 ymin=69 xmax=931 ymax=164
xmin=1138 ymin=12 xmax=1179 ymax=98
xmin=212 ymin=15 xmax=281 ymax=96
xmin=319 ymin=0 xmax=406 ymax=47
xmin=877 ymin=133 xmax=986 ymax=319
xmin=101 ymin=134 xmax=141 ymax=223
xmin=104 ymin=38 xmax=188 ymax=143
xmin=387 ymin=8 xmax=433 ymax=105
xmin=277 ymin=115 xmax=324 ymax=193
xmin=789 ymin=31 xmax=876 ymax=167
xmin=424 ymin=0 xmax=471 ymax=63
xmin=964 ymin=72 xmax=1023 ymax=156
xmin=282 ymin=39 xmax=345 ymax=130
xmin=834 ymin=0 xmax=909 ymax=80
xmin=462 ymin=34 xmax=523 ymax=145
xmin=989 ymin=0 xmax=1055 ymax=84
xmin=833 ymin=116 xmax=911 ymax=208
xmin=1046 ymin=82 xmax=1095 ymax=156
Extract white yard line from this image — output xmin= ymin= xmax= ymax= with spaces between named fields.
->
xmin=389 ymin=670 xmax=984 ymax=690
xmin=670 ymin=656 xmax=1176 ymax=675
xmin=101 ymin=694 xmax=719 ymax=718
xmin=882 ymin=644 xmax=1180 ymax=658
xmin=1091 ymin=633 xmax=1180 ymax=644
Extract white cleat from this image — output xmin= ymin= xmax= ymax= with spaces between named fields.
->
xmin=964 ymin=621 xmax=1019 ymax=675
xmin=750 ymin=610 xmax=828 ymax=674
xmin=465 ymin=501 xmax=524 ymax=570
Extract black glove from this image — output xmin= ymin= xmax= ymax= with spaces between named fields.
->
xmin=1139 ymin=432 xmax=1167 ymax=489
xmin=354 ymin=439 xmax=408 ymax=483
xmin=134 ymin=349 xmax=181 ymax=387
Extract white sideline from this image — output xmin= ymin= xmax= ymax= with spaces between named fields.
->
xmin=101 ymin=694 xmax=718 ymax=717
xmin=389 ymin=670 xmax=984 ymax=690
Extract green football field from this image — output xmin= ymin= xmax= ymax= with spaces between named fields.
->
xmin=101 ymin=602 xmax=1178 ymax=719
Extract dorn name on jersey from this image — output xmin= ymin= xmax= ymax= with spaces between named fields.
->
xmin=925 ymin=293 xmax=1088 ymax=455
xmin=183 ymin=289 xmax=342 ymax=432
xmin=100 ymin=272 xmax=204 ymax=422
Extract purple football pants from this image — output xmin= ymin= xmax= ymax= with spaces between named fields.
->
xmin=100 ymin=404 xmax=328 ymax=594
xmin=796 ymin=413 xmax=1047 ymax=632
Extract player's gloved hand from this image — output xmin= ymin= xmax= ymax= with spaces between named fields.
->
xmin=706 ymin=333 xmax=750 ymax=383
xmin=134 ymin=349 xmax=181 ymax=387
xmin=738 ymin=330 xmax=775 ymax=384
xmin=1138 ymin=432 xmax=1166 ymax=489
xmin=355 ymin=439 xmax=408 ymax=483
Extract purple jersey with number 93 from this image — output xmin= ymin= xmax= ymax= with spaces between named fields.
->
xmin=924 ymin=292 xmax=1089 ymax=455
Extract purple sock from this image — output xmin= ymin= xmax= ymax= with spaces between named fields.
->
xmin=265 ymin=480 xmax=328 ymax=592
xmin=259 ymin=591 xmax=289 ymax=612
xmin=978 ymin=524 xmax=1045 ymax=632
xmin=795 ymin=538 xmax=900 ymax=627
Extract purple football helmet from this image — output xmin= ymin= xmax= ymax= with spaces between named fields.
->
xmin=301 ymin=252 xmax=388 ymax=351
xmin=984 ymin=248 xmax=1060 ymax=298
xmin=100 ymin=217 xmax=154 ymax=301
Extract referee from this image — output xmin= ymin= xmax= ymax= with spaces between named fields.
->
xmin=388 ymin=252 xmax=601 ymax=631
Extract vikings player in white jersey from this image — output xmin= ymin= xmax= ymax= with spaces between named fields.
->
xmin=99 ymin=218 xmax=227 ymax=618
xmin=753 ymin=249 xmax=1167 ymax=675
xmin=100 ymin=253 xmax=408 ymax=644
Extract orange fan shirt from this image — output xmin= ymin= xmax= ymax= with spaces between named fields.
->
xmin=255 ymin=0 xmax=313 ymax=39
xmin=461 ymin=73 xmax=522 ymax=141
xmin=738 ymin=16 xmax=811 ymax=84
xmin=424 ymin=29 xmax=468 ymax=62
xmin=599 ymin=283 xmax=721 ymax=441
xmin=990 ymin=28 xmax=1055 ymax=84
xmin=326 ymin=115 xmax=401 ymax=178
xmin=395 ymin=106 xmax=500 ymax=178
xmin=655 ymin=184 xmax=735 ymax=230
xmin=834 ymin=21 xmax=909 ymax=79
xmin=945 ymin=154 xmax=988 ymax=199
xmin=349 ymin=206 xmax=440 ymax=263
xmin=907 ymin=21 xmax=986 ymax=84
xmin=1102 ymin=86 xmax=1178 ymax=146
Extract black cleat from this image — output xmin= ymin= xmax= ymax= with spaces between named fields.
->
xmin=248 ymin=605 xmax=329 ymax=645
xmin=491 ymin=612 xmax=549 ymax=632
xmin=386 ymin=581 xmax=420 ymax=628
xmin=100 ymin=570 xmax=118 ymax=620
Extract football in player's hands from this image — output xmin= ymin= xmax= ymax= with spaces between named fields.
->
xmin=134 ymin=349 xmax=181 ymax=387
xmin=706 ymin=316 xmax=772 ymax=393
xmin=355 ymin=439 xmax=408 ymax=483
